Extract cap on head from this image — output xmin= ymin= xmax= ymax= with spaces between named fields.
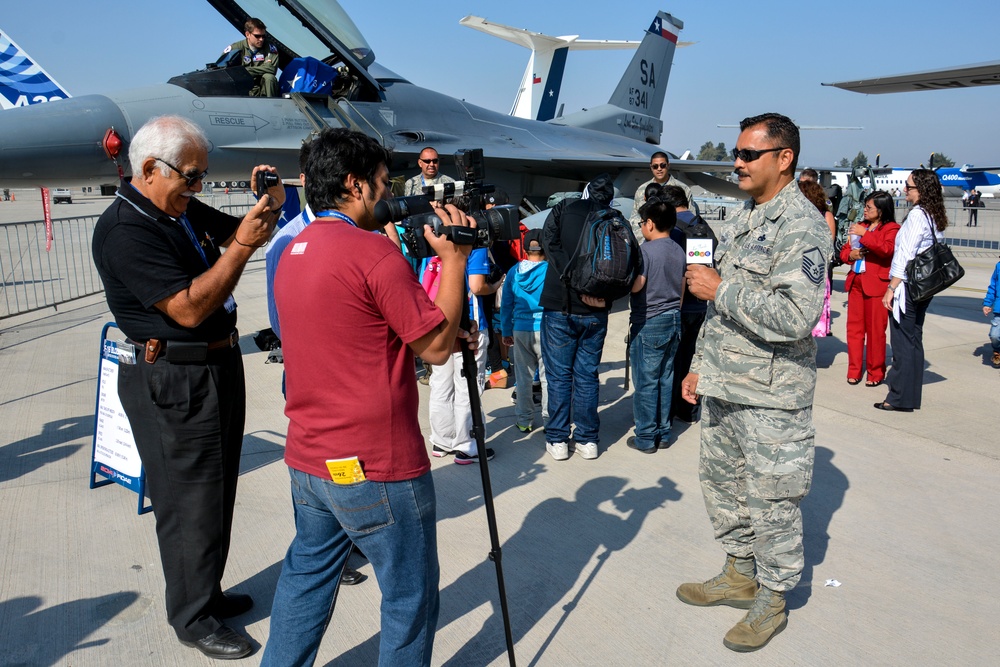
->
xmin=523 ymin=229 xmax=543 ymax=253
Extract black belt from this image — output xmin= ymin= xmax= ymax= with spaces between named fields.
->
xmin=128 ymin=329 xmax=239 ymax=363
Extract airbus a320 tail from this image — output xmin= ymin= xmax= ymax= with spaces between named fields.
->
xmin=0 ymin=29 xmax=70 ymax=110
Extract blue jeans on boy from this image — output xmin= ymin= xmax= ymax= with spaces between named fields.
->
xmin=541 ymin=309 xmax=608 ymax=444
xmin=629 ymin=310 xmax=681 ymax=450
xmin=990 ymin=314 xmax=1000 ymax=351
xmin=262 ymin=468 xmax=439 ymax=667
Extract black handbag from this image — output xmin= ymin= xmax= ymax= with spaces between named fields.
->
xmin=904 ymin=216 xmax=964 ymax=302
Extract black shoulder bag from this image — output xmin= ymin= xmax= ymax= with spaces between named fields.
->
xmin=905 ymin=215 xmax=964 ymax=302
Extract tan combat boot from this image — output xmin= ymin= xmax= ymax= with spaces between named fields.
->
xmin=675 ymin=556 xmax=758 ymax=609
xmin=722 ymin=586 xmax=787 ymax=652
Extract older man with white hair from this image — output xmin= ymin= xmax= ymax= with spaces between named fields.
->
xmin=92 ymin=115 xmax=284 ymax=660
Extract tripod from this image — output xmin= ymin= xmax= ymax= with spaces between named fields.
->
xmin=457 ymin=309 xmax=516 ymax=666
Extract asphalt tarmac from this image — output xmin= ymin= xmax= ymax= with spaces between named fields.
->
xmin=1 ymin=198 xmax=998 ymax=666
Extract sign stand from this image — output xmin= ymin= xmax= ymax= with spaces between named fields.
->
xmin=90 ymin=322 xmax=151 ymax=515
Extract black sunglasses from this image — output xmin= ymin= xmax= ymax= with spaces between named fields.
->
xmin=420 ymin=158 xmax=439 ymax=164
xmin=250 ymin=33 xmax=266 ymax=39
xmin=651 ymin=163 xmax=668 ymax=169
xmin=732 ymin=147 xmax=788 ymax=163
xmin=154 ymin=157 xmax=208 ymax=188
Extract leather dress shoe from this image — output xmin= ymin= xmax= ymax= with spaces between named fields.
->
xmin=341 ymin=566 xmax=367 ymax=586
xmin=179 ymin=625 xmax=252 ymax=660
xmin=874 ymin=401 xmax=913 ymax=412
xmin=215 ymin=592 xmax=253 ymax=618
xmin=626 ymin=436 xmax=656 ymax=454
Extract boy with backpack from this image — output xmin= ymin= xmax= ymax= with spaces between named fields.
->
xmin=539 ymin=173 xmax=642 ymax=461
xmin=657 ymin=185 xmax=718 ymax=424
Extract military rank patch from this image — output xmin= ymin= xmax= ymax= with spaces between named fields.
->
xmin=801 ymin=247 xmax=824 ymax=285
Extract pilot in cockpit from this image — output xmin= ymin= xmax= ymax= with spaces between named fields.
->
xmin=216 ymin=17 xmax=280 ymax=98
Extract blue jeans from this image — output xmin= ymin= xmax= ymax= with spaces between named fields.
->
xmin=630 ymin=310 xmax=681 ymax=449
xmin=262 ymin=468 xmax=439 ymax=667
xmin=541 ymin=309 xmax=608 ymax=444
xmin=990 ymin=314 xmax=1000 ymax=352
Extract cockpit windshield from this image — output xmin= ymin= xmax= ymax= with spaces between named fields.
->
xmin=209 ymin=0 xmax=374 ymax=67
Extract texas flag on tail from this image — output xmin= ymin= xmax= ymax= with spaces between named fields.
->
xmin=648 ymin=16 xmax=678 ymax=44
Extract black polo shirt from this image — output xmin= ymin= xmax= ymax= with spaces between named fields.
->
xmin=92 ymin=182 xmax=241 ymax=342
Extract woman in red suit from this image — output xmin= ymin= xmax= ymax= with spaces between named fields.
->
xmin=840 ymin=190 xmax=900 ymax=386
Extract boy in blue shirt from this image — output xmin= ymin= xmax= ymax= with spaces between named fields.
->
xmin=984 ymin=257 xmax=1000 ymax=368
xmin=500 ymin=229 xmax=548 ymax=432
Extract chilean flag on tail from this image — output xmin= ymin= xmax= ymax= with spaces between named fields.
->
xmin=648 ymin=16 xmax=678 ymax=44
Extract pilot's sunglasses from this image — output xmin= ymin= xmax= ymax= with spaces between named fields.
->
xmin=651 ymin=163 xmax=668 ymax=169
xmin=154 ymin=158 xmax=208 ymax=188
xmin=732 ymin=147 xmax=788 ymax=163
xmin=420 ymin=158 xmax=439 ymax=164
xmin=251 ymin=33 xmax=266 ymax=39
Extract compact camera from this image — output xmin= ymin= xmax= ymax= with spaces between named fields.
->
xmin=255 ymin=170 xmax=280 ymax=199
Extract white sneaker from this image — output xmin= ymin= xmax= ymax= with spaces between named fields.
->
xmin=546 ymin=441 xmax=569 ymax=461
xmin=576 ymin=442 xmax=598 ymax=460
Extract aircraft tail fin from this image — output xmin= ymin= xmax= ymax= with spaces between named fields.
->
xmin=0 ymin=29 xmax=70 ymax=110
xmin=460 ymin=15 xmax=638 ymax=122
xmin=555 ymin=12 xmax=682 ymax=144
xmin=607 ymin=12 xmax=681 ymax=119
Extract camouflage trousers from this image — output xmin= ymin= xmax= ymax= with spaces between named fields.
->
xmin=699 ymin=396 xmax=815 ymax=592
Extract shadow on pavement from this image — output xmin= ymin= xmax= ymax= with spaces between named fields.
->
xmin=0 ymin=592 xmax=140 ymax=666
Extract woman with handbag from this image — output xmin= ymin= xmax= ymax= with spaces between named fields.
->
xmin=875 ymin=170 xmax=948 ymax=412
xmin=840 ymin=191 xmax=900 ymax=386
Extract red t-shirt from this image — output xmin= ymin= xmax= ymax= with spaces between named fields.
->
xmin=275 ymin=217 xmax=445 ymax=482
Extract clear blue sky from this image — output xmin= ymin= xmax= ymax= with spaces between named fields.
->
xmin=5 ymin=0 xmax=999 ymax=170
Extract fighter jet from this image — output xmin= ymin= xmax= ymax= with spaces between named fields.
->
xmin=0 ymin=1 xmax=740 ymax=200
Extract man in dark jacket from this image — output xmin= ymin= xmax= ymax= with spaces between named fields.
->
xmin=539 ymin=173 xmax=617 ymax=461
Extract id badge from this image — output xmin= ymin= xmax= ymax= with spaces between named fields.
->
xmin=224 ymin=294 xmax=237 ymax=313
xmin=117 ymin=342 xmax=136 ymax=365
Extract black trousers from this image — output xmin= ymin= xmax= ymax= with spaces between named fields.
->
xmin=670 ymin=311 xmax=706 ymax=422
xmin=118 ymin=345 xmax=246 ymax=641
xmin=885 ymin=291 xmax=931 ymax=409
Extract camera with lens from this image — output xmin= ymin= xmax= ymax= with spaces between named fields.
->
xmin=255 ymin=170 xmax=280 ymax=199
xmin=373 ymin=149 xmax=520 ymax=258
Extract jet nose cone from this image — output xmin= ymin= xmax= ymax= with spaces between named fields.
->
xmin=0 ymin=95 xmax=129 ymax=185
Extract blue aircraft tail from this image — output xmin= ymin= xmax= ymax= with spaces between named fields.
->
xmin=0 ymin=29 xmax=70 ymax=110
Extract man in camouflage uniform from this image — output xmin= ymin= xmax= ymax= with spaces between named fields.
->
xmin=403 ymin=147 xmax=456 ymax=196
xmin=630 ymin=151 xmax=692 ymax=242
xmin=219 ymin=18 xmax=279 ymax=98
xmin=677 ymin=113 xmax=831 ymax=652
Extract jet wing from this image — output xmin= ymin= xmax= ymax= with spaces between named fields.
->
xmin=823 ymin=61 xmax=1000 ymax=94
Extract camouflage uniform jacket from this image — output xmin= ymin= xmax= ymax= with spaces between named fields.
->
xmin=690 ymin=179 xmax=831 ymax=409
xmin=403 ymin=173 xmax=455 ymax=196
xmin=630 ymin=175 xmax=692 ymax=224
xmin=222 ymin=39 xmax=279 ymax=79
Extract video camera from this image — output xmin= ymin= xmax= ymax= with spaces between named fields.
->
xmin=373 ymin=149 xmax=520 ymax=258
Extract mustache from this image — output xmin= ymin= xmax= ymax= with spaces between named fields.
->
xmin=733 ymin=169 xmax=748 ymax=178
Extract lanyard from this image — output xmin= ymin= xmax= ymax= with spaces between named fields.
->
xmin=178 ymin=214 xmax=210 ymax=268
xmin=315 ymin=210 xmax=358 ymax=227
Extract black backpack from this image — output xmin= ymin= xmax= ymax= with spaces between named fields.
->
xmin=561 ymin=206 xmax=642 ymax=301
xmin=677 ymin=213 xmax=716 ymax=243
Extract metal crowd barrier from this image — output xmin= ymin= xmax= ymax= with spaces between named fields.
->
xmin=1 ymin=207 xmax=267 ymax=320
xmin=1 ymin=215 xmax=104 ymax=318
